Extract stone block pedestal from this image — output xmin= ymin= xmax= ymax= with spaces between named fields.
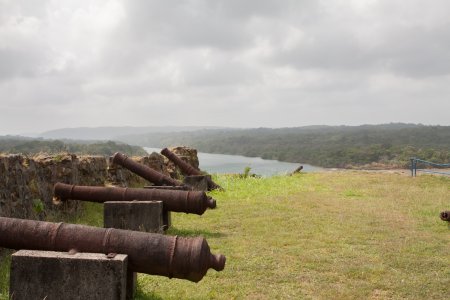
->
xmin=103 ymin=200 xmax=167 ymax=299
xmin=10 ymin=250 xmax=129 ymax=300
xmin=183 ymin=175 xmax=210 ymax=191
xmin=104 ymin=200 xmax=164 ymax=233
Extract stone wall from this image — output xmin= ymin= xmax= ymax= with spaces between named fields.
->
xmin=0 ymin=153 xmax=106 ymax=219
xmin=0 ymin=147 xmax=199 ymax=220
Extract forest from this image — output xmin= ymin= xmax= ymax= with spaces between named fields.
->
xmin=0 ymin=138 xmax=147 ymax=156
xmin=2 ymin=124 xmax=449 ymax=168
xmin=117 ymin=123 xmax=450 ymax=168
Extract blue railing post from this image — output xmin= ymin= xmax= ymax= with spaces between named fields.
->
xmin=410 ymin=157 xmax=418 ymax=177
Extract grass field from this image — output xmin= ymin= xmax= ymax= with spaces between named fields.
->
xmin=1 ymin=171 xmax=449 ymax=299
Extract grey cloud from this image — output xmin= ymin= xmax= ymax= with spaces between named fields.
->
xmin=271 ymin=31 xmax=370 ymax=71
xmin=0 ymin=48 xmax=45 ymax=79
xmin=264 ymin=1 xmax=450 ymax=79
xmin=379 ymin=25 xmax=450 ymax=78
xmin=1 ymin=0 xmax=450 ymax=135
xmin=98 ymin=1 xmax=254 ymax=77
xmin=114 ymin=1 xmax=252 ymax=49
xmin=0 ymin=0 xmax=49 ymax=22
xmin=99 ymin=0 xmax=318 ymax=77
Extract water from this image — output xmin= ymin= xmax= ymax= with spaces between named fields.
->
xmin=144 ymin=147 xmax=322 ymax=176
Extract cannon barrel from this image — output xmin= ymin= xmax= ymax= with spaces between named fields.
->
xmin=111 ymin=152 xmax=184 ymax=187
xmin=0 ymin=217 xmax=225 ymax=282
xmin=161 ymin=148 xmax=222 ymax=190
xmin=54 ymin=183 xmax=216 ymax=215
xmin=161 ymin=148 xmax=203 ymax=176
xmin=440 ymin=211 xmax=450 ymax=222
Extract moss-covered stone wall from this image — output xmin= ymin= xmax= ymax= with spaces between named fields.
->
xmin=0 ymin=146 xmax=198 ymax=220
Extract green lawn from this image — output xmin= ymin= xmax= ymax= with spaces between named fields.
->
xmin=1 ymin=172 xmax=449 ymax=299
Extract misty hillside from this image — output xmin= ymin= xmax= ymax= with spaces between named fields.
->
xmin=116 ymin=123 xmax=450 ymax=168
xmin=39 ymin=126 xmax=224 ymax=140
xmin=0 ymin=138 xmax=146 ymax=156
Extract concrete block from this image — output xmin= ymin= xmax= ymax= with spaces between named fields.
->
xmin=183 ymin=175 xmax=210 ymax=191
xmin=103 ymin=201 xmax=165 ymax=299
xmin=104 ymin=200 xmax=164 ymax=233
xmin=10 ymin=250 xmax=128 ymax=300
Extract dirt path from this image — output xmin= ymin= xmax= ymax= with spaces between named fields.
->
xmin=321 ymin=168 xmax=450 ymax=177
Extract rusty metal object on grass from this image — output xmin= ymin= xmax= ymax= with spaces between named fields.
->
xmin=53 ymin=183 xmax=216 ymax=214
xmin=440 ymin=211 xmax=450 ymax=222
xmin=161 ymin=148 xmax=222 ymax=191
xmin=111 ymin=152 xmax=184 ymax=187
xmin=0 ymin=217 xmax=225 ymax=282
xmin=293 ymin=165 xmax=303 ymax=173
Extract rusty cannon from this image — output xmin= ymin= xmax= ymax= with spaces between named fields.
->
xmin=440 ymin=211 xmax=450 ymax=222
xmin=161 ymin=148 xmax=222 ymax=191
xmin=0 ymin=216 xmax=225 ymax=282
xmin=54 ymin=183 xmax=216 ymax=215
xmin=111 ymin=152 xmax=185 ymax=187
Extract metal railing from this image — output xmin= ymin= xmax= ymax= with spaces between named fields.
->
xmin=410 ymin=158 xmax=450 ymax=177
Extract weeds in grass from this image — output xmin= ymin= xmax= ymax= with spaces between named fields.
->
xmin=0 ymin=251 xmax=11 ymax=300
xmin=137 ymin=172 xmax=450 ymax=299
xmin=1 ymin=172 xmax=449 ymax=299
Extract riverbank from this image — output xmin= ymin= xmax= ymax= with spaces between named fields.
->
xmin=145 ymin=147 xmax=322 ymax=176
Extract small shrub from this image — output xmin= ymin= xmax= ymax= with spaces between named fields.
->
xmin=242 ymin=166 xmax=251 ymax=178
xmin=32 ymin=199 xmax=45 ymax=215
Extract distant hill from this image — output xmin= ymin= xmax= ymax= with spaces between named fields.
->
xmin=39 ymin=126 xmax=224 ymax=141
xmin=0 ymin=135 xmax=34 ymax=141
xmin=116 ymin=123 xmax=450 ymax=168
xmin=0 ymin=138 xmax=147 ymax=156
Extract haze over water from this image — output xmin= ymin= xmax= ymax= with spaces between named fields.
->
xmin=145 ymin=148 xmax=322 ymax=176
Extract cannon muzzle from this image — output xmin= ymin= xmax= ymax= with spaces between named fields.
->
xmin=440 ymin=211 xmax=450 ymax=222
xmin=53 ymin=183 xmax=216 ymax=215
xmin=0 ymin=217 xmax=225 ymax=282
xmin=111 ymin=152 xmax=185 ymax=187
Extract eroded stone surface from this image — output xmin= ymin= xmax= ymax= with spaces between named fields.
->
xmin=10 ymin=250 xmax=128 ymax=300
xmin=104 ymin=201 xmax=164 ymax=233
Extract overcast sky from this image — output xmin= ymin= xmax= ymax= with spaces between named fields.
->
xmin=1 ymin=0 xmax=449 ymax=135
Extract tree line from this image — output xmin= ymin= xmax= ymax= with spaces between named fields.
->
xmin=117 ymin=123 xmax=450 ymax=168
xmin=0 ymin=138 xmax=147 ymax=156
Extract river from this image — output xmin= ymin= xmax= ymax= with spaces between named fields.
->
xmin=144 ymin=147 xmax=322 ymax=176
